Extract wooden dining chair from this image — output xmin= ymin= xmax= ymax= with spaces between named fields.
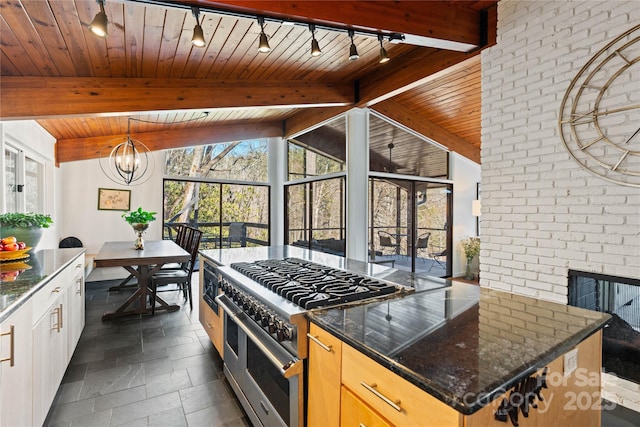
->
xmin=149 ymin=226 xmax=203 ymax=314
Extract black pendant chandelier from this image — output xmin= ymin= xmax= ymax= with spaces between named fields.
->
xmin=99 ymin=118 xmax=153 ymax=186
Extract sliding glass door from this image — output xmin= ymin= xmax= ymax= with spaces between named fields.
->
xmin=370 ymin=178 xmax=452 ymax=277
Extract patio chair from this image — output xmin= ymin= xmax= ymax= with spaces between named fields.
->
xmin=150 ymin=225 xmax=203 ymax=314
xmin=415 ymin=232 xmax=431 ymax=262
xmin=427 ymin=243 xmax=447 ymax=272
xmin=223 ymin=222 xmax=247 ymax=247
xmin=378 ymin=230 xmax=401 ymax=257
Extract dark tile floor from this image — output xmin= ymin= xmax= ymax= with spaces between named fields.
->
xmin=44 ymin=277 xmax=250 ymax=427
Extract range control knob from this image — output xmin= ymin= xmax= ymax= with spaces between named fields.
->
xmin=276 ymin=325 xmax=293 ymax=342
xmin=260 ymin=312 xmax=270 ymax=327
xmin=268 ymin=316 xmax=278 ymax=334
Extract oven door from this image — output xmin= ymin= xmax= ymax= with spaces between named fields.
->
xmin=217 ymin=294 xmax=303 ymax=427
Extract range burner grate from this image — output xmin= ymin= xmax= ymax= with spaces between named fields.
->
xmin=231 ymin=258 xmax=398 ymax=309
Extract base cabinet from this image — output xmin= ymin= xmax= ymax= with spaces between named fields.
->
xmin=308 ymin=322 xmax=603 ymax=427
xmin=0 ymin=253 xmax=84 ymax=427
xmin=32 ymin=297 xmax=68 ymax=427
xmin=307 ymin=323 xmax=342 ymax=427
xmin=0 ymin=303 xmax=33 ymax=427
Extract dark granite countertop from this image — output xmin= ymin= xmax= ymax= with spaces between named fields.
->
xmin=309 ymin=283 xmax=611 ymax=415
xmin=0 ymin=248 xmax=85 ymax=321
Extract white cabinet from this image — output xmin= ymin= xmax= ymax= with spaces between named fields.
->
xmin=32 ymin=297 xmax=68 ymax=426
xmin=0 ymin=252 xmax=85 ymax=427
xmin=31 ymin=254 xmax=84 ymax=426
xmin=0 ymin=303 xmax=33 ymax=427
xmin=66 ymin=268 xmax=85 ymax=359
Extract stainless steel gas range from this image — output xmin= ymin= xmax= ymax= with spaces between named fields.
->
xmin=207 ymin=256 xmax=411 ymax=427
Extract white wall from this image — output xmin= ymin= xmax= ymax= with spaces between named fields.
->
xmin=481 ymin=0 xmax=640 ymax=302
xmin=59 ymin=152 xmax=166 ymax=254
xmin=481 ymin=0 xmax=640 ymax=412
xmin=0 ymin=121 xmax=58 ymax=250
xmin=451 ymin=153 xmax=481 ymax=277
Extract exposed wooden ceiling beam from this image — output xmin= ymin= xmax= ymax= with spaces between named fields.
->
xmin=0 ymin=77 xmax=353 ymax=120
xmin=372 ymin=100 xmax=480 ymax=163
xmin=56 ymin=121 xmax=283 ymax=163
xmin=162 ymin=1 xmax=483 ymax=51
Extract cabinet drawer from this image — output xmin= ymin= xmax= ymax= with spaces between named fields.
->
xmin=32 ymin=256 xmax=84 ymax=322
xmin=342 ymin=344 xmax=461 ymax=427
xmin=341 ymin=386 xmax=392 ymax=427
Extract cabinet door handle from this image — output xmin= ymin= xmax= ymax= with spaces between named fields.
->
xmin=51 ymin=308 xmax=61 ymax=332
xmin=360 ymin=381 xmax=402 ymax=412
xmin=51 ymin=287 xmax=61 ymax=293
xmin=0 ymin=325 xmax=15 ymax=367
xmin=76 ymin=278 xmax=83 ymax=295
xmin=59 ymin=303 xmax=63 ymax=329
xmin=307 ymin=333 xmax=332 ymax=352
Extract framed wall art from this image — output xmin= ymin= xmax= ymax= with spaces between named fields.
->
xmin=98 ymin=188 xmax=131 ymax=211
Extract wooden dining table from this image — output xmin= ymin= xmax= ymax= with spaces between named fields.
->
xmin=94 ymin=240 xmax=191 ymax=321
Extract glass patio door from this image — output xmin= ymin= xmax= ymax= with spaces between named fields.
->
xmin=370 ymin=178 xmax=452 ymax=277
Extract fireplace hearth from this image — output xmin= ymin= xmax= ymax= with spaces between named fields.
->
xmin=568 ymin=270 xmax=640 ymax=384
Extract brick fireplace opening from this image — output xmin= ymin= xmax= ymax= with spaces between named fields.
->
xmin=568 ymin=270 xmax=640 ymax=412
xmin=568 ymin=270 xmax=640 ymax=384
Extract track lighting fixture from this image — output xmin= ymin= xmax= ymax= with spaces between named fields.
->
xmin=257 ymin=17 xmax=271 ymax=53
xmin=191 ymin=7 xmax=206 ymax=47
xmin=88 ymin=0 xmax=108 ymax=38
xmin=309 ymin=24 xmax=322 ymax=57
xmin=348 ymin=30 xmax=359 ymax=61
xmin=378 ymin=34 xmax=390 ymax=64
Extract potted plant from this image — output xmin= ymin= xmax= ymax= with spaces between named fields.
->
xmin=461 ymin=237 xmax=480 ymax=280
xmin=0 ymin=212 xmax=53 ymax=249
xmin=122 ymin=207 xmax=156 ymax=249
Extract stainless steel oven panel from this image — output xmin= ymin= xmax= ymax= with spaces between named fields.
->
xmin=218 ymin=294 xmax=303 ymax=427
xmin=217 ymin=294 xmax=302 ymax=378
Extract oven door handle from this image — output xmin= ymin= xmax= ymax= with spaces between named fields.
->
xmin=217 ymin=295 xmax=303 ymax=379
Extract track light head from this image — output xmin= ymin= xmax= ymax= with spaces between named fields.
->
xmin=309 ymin=24 xmax=322 ymax=57
xmin=378 ymin=34 xmax=390 ymax=64
xmin=257 ymin=17 xmax=271 ymax=53
xmin=191 ymin=7 xmax=206 ymax=47
xmin=88 ymin=0 xmax=108 ymax=38
xmin=348 ymin=30 xmax=359 ymax=61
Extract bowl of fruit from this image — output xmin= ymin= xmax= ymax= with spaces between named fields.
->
xmin=0 ymin=236 xmax=31 ymax=262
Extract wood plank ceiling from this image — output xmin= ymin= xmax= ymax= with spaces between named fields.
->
xmin=0 ymin=0 xmax=495 ymax=165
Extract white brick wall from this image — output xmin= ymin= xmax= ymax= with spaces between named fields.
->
xmin=481 ymin=0 xmax=640 ymax=300
xmin=481 ymin=0 xmax=640 ymax=411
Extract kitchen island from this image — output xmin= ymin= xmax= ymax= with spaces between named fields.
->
xmin=199 ymin=246 xmax=610 ymax=427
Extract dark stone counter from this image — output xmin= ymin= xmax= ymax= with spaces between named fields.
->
xmin=309 ymin=283 xmax=611 ymax=415
xmin=0 ymin=248 xmax=85 ymax=321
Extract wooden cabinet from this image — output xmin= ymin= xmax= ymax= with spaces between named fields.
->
xmin=307 ymin=324 xmax=603 ymax=427
xmin=0 ymin=303 xmax=33 ymax=427
xmin=342 ymin=343 xmax=461 ymax=427
xmin=307 ymin=323 xmax=343 ymax=427
xmin=341 ymin=386 xmax=392 ymax=427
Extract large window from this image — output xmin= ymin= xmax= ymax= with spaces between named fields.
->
xmin=4 ymin=145 xmax=45 ymax=213
xmin=286 ymin=177 xmax=345 ymax=256
xmin=286 ymin=117 xmax=346 ymax=256
xmin=163 ymin=140 xmax=270 ymax=248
